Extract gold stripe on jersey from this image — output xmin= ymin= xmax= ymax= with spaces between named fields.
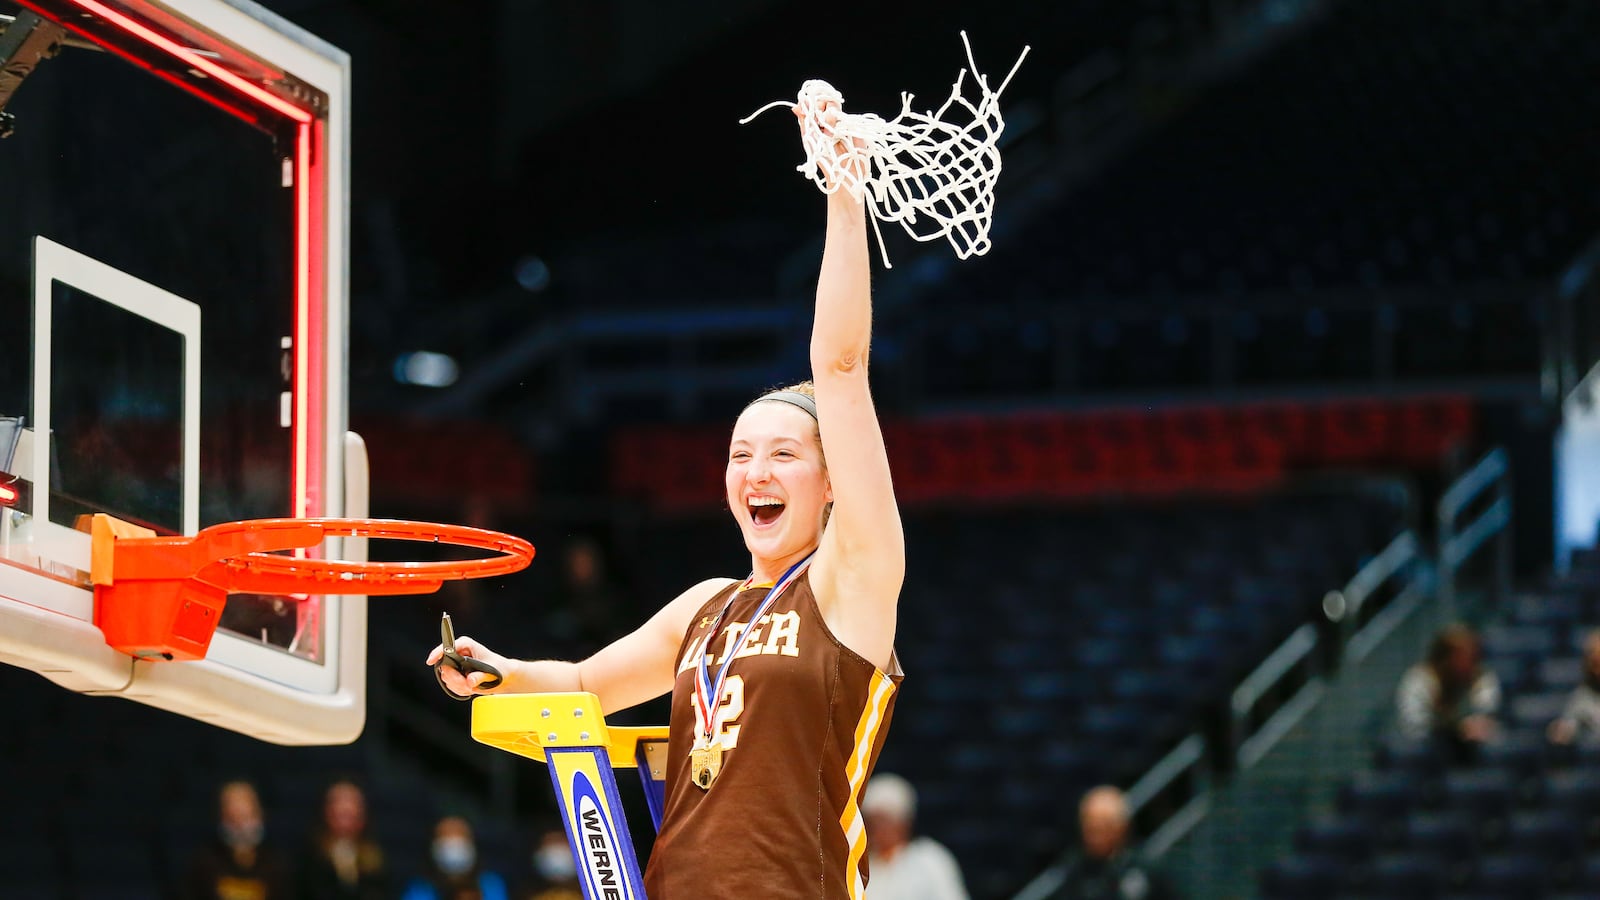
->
xmin=839 ymin=669 xmax=897 ymax=900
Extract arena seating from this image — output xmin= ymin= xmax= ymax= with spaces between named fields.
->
xmin=934 ymin=0 xmax=1600 ymax=299
xmin=1262 ymin=547 xmax=1600 ymax=900
xmin=510 ymin=0 xmax=1240 ymax=296
xmin=613 ymin=394 xmax=1475 ymax=512
xmin=501 ymin=0 xmax=1596 ymax=409
xmin=896 ymin=0 xmax=1600 ymax=400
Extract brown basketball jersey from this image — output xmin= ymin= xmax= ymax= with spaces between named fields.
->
xmin=642 ymin=570 xmax=901 ymax=899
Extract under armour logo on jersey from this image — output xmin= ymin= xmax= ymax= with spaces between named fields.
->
xmin=700 ymin=615 xmax=717 ymax=629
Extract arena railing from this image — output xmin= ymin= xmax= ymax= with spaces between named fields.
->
xmin=1225 ymin=448 xmax=1516 ymax=768
xmin=1545 ymin=234 xmax=1600 ymax=405
xmin=415 ymin=305 xmax=804 ymax=421
xmin=1229 ymin=623 xmax=1323 ymax=769
xmin=1323 ymin=530 xmax=1425 ymax=655
xmin=903 ymin=282 xmax=1543 ymax=409
xmin=1011 ymin=475 xmax=1422 ymax=900
xmin=1437 ymin=447 xmax=1513 ymax=618
xmin=1016 ymin=456 xmax=1495 ymax=900
xmin=1228 ymin=528 xmax=1423 ymax=769
xmin=423 ymin=283 xmax=1540 ymax=440
xmin=1012 ymin=732 xmax=1210 ymax=900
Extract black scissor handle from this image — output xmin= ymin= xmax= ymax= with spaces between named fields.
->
xmin=434 ymin=612 xmax=503 ymax=700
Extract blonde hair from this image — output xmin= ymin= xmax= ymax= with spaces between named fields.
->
xmin=747 ymin=381 xmax=821 ymax=462
xmin=749 ymin=381 xmax=818 ymax=421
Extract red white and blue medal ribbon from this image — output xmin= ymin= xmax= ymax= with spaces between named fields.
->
xmin=693 ymin=551 xmax=815 ymax=744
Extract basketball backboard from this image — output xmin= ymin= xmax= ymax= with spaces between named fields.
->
xmin=0 ymin=0 xmax=360 ymax=743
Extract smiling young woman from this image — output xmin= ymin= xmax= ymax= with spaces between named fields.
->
xmin=428 ymin=100 xmax=905 ymax=899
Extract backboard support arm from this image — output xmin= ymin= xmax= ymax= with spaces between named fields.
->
xmin=0 ymin=10 xmax=67 ymax=136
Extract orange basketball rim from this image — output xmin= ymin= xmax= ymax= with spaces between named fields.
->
xmin=88 ymin=515 xmax=534 ymax=661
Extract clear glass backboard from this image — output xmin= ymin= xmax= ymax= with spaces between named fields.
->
xmin=0 ymin=0 xmax=359 ymax=743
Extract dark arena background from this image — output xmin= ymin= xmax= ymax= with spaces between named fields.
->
xmin=4 ymin=0 xmax=1600 ymax=898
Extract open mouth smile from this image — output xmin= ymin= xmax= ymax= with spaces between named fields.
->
xmin=748 ymin=495 xmax=786 ymax=529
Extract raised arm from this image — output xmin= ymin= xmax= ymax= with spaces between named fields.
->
xmin=428 ymin=577 xmax=732 ymax=715
xmin=807 ymin=113 xmax=906 ymax=672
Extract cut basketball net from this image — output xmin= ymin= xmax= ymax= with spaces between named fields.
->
xmin=740 ymin=32 xmax=1030 ymax=268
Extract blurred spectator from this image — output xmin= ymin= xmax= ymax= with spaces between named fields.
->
xmin=861 ymin=773 xmax=968 ymax=900
xmin=297 ymin=779 xmax=390 ymax=899
xmin=401 ymin=815 xmax=509 ymax=900
xmin=182 ymin=780 xmax=292 ymax=900
xmin=1048 ymin=786 xmax=1175 ymax=900
xmin=1396 ymin=623 xmax=1501 ymax=761
xmin=1549 ymin=629 xmax=1600 ymax=745
xmin=514 ymin=827 xmax=582 ymax=900
xmin=563 ymin=537 xmax=621 ymax=646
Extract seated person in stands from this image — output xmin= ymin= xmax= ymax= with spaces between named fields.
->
xmin=1395 ymin=623 xmax=1500 ymax=760
xmin=402 ymin=815 xmax=508 ymax=900
xmin=1049 ymin=786 xmax=1176 ymax=900
xmin=514 ymin=826 xmax=581 ymax=900
xmin=182 ymin=780 xmax=292 ymax=900
xmin=297 ymin=779 xmax=389 ymax=900
xmin=862 ymin=773 xmax=969 ymax=900
xmin=1549 ymin=628 xmax=1600 ymax=744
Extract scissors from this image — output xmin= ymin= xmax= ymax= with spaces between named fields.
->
xmin=434 ymin=612 xmax=503 ymax=700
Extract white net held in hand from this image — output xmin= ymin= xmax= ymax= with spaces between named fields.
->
xmin=741 ymin=32 xmax=1030 ymax=268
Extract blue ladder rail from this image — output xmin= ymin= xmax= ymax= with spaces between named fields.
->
xmin=472 ymin=692 xmax=668 ymax=900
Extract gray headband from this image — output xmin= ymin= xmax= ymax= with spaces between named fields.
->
xmin=747 ymin=389 xmax=818 ymax=420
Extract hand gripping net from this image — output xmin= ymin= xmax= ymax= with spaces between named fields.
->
xmin=741 ymin=32 xmax=1030 ymax=268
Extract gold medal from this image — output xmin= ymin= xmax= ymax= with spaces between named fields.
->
xmin=690 ymin=740 xmax=724 ymax=790
xmin=688 ymin=555 xmax=812 ymax=793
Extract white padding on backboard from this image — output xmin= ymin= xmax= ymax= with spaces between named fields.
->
xmin=32 ymin=235 xmax=202 ymax=544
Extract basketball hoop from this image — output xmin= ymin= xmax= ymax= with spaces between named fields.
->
xmin=89 ymin=514 xmax=535 ymax=660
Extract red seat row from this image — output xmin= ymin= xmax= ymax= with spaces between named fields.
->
xmin=612 ymin=395 xmax=1475 ymax=512
xmin=355 ymin=417 xmax=535 ymax=512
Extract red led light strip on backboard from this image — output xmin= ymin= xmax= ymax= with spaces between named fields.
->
xmin=51 ymin=0 xmax=312 ymax=123
xmin=296 ymin=117 xmax=326 ymax=518
xmin=18 ymin=0 xmax=329 ymax=520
